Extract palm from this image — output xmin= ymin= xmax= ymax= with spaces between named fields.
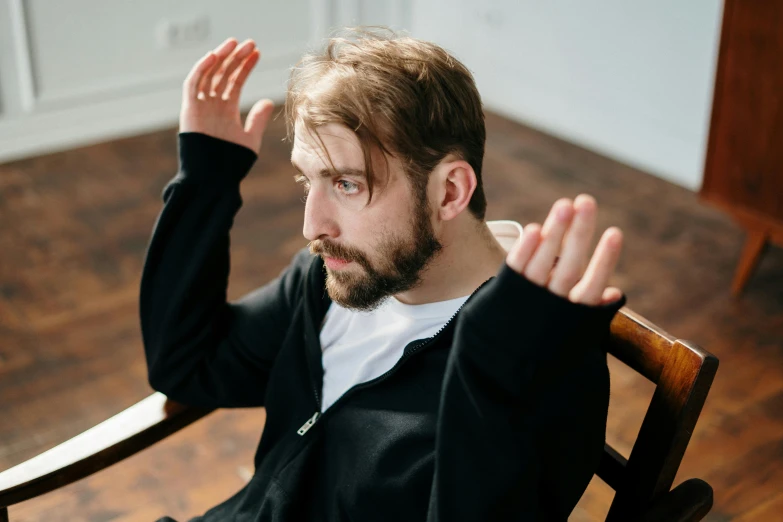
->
xmin=180 ymin=38 xmax=275 ymax=154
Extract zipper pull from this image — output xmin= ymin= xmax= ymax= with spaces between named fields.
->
xmin=297 ymin=412 xmax=320 ymax=436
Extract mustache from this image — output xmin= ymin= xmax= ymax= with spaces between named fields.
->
xmin=309 ymin=240 xmax=363 ymax=263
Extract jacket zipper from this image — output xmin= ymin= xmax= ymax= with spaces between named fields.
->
xmin=296 ymin=277 xmax=493 ymax=436
xmin=297 ymin=412 xmax=320 ymax=435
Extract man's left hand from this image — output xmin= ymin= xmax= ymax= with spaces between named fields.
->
xmin=505 ymin=194 xmax=623 ymax=306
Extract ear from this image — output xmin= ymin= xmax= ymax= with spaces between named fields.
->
xmin=430 ymin=158 xmax=477 ymax=222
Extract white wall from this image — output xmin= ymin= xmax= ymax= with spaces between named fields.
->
xmin=0 ymin=0 xmax=722 ymax=191
xmin=0 ymin=0 xmax=334 ymax=163
xmin=411 ymin=0 xmax=724 ymax=190
xmin=0 ymin=0 xmax=411 ymax=164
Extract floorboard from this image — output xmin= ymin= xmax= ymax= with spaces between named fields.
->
xmin=1 ymin=110 xmax=781 ymax=521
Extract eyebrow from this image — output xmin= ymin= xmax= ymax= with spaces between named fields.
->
xmin=290 ymin=160 xmax=366 ymax=179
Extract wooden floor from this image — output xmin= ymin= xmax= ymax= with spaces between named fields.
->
xmin=1 ymin=110 xmax=781 ymax=521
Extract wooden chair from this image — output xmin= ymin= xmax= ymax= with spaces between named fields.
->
xmin=0 ymin=307 xmax=718 ymax=521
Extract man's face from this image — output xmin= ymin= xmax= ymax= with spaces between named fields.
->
xmin=291 ymin=122 xmax=442 ymax=311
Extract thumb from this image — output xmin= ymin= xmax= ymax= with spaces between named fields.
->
xmin=600 ymin=286 xmax=623 ymax=306
xmin=245 ymin=99 xmax=275 ymax=151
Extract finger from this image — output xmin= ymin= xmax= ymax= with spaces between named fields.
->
xmin=224 ymin=49 xmax=260 ymax=101
xmin=548 ymin=194 xmax=597 ymax=297
xmin=523 ymin=199 xmax=574 ymax=286
xmin=197 ymin=38 xmax=239 ymax=98
xmin=505 ymin=223 xmax=542 ymax=274
xmin=213 ymin=40 xmax=256 ymax=97
xmin=184 ymin=52 xmax=217 ymax=99
xmin=600 ymin=287 xmax=623 ymax=305
xmin=245 ymin=99 xmax=276 ymax=151
xmin=568 ymin=227 xmax=623 ymax=305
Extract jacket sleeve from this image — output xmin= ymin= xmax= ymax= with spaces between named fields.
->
xmin=428 ymin=263 xmax=626 ymax=521
xmin=139 ymin=132 xmax=312 ymax=409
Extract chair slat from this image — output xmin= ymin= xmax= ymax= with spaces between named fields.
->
xmin=608 ymin=308 xmax=673 ymax=383
xmin=597 ymin=443 xmax=628 ymax=491
xmin=0 ymin=393 xmax=213 ymax=508
xmin=605 ymin=339 xmax=719 ymax=521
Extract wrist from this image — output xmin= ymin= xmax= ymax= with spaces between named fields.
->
xmin=177 ymin=132 xmax=258 ymax=186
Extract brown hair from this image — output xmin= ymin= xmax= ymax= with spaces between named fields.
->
xmin=284 ymin=27 xmax=487 ymax=220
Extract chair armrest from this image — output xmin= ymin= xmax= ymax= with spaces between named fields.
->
xmin=634 ymin=478 xmax=714 ymax=522
xmin=0 ymin=392 xmax=213 ymax=508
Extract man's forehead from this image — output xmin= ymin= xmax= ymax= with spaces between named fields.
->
xmin=291 ymin=122 xmax=363 ymax=166
xmin=290 ymin=121 xmax=401 ymax=190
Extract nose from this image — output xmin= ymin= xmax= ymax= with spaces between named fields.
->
xmin=302 ymin=184 xmax=339 ymax=241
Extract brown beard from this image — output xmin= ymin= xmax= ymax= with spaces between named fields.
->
xmin=309 ymin=193 xmax=442 ymax=312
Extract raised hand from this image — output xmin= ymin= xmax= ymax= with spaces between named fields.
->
xmin=180 ymin=38 xmax=275 ymax=154
xmin=505 ymin=194 xmax=623 ymax=306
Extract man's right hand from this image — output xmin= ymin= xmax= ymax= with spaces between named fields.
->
xmin=180 ymin=38 xmax=275 ymax=154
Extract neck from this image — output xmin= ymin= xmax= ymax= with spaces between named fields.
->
xmin=393 ymin=216 xmax=508 ymax=305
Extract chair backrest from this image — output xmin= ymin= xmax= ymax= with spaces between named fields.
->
xmin=598 ymin=307 xmax=719 ymax=521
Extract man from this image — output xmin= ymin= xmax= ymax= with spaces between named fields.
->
xmin=142 ymin=29 xmax=625 ymax=521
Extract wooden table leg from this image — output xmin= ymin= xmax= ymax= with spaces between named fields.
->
xmin=732 ymin=230 xmax=768 ymax=296
xmin=0 ymin=506 xmax=8 ymax=522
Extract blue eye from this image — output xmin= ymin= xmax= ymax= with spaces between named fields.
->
xmin=337 ymin=180 xmax=359 ymax=195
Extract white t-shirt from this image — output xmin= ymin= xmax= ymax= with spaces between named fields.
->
xmin=318 ymin=220 xmax=523 ymax=411
xmin=319 ymin=294 xmax=470 ymax=411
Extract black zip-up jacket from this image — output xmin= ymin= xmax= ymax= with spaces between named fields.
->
xmin=140 ymin=133 xmax=626 ymax=521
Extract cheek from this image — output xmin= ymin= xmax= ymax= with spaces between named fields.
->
xmin=378 ymin=211 xmax=414 ymax=247
xmin=340 ymin=215 xmax=387 ymax=257
xmin=345 ymin=186 xmax=417 ymax=249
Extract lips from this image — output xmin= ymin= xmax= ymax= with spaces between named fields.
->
xmin=324 ymin=256 xmax=352 ymax=270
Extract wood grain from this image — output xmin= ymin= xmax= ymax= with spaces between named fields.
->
xmin=1 ymin=110 xmax=781 ymax=521
xmin=701 ymin=0 xmax=783 ymax=294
